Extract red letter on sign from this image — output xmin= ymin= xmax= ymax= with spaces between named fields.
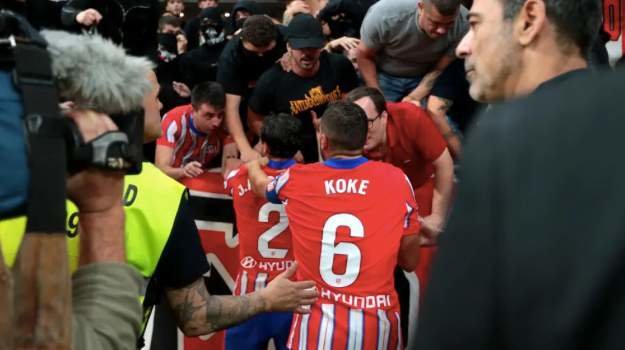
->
xmin=603 ymin=0 xmax=621 ymax=41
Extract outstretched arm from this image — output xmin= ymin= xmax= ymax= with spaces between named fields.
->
xmin=165 ymin=262 xmax=317 ymax=336
xmin=247 ymin=158 xmax=271 ymax=198
xmin=421 ymin=148 xmax=454 ymax=244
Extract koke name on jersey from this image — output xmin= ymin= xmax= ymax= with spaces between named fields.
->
xmin=324 ymin=178 xmax=370 ymax=195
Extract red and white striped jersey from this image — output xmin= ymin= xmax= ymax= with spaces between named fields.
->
xmin=225 ymin=159 xmax=296 ymax=295
xmin=266 ymin=157 xmax=420 ymax=350
xmin=157 ymin=104 xmax=229 ymax=168
xmin=288 ymin=304 xmax=403 ymax=350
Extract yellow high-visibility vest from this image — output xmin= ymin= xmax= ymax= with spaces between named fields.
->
xmin=0 ymin=162 xmax=184 ymax=279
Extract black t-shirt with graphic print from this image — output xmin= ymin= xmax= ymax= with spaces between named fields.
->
xmin=248 ymin=51 xmax=359 ymax=162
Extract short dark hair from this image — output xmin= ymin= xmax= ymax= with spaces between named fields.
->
xmin=191 ymin=82 xmax=225 ymax=109
xmin=345 ymin=87 xmax=387 ymax=115
xmin=240 ymin=15 xmax=277 ymax=47
xmin=500 ymin=0 xmax=601 ymax=54
xmin=261 ymin=113 xmax=302 ymax=158
xmin=425 ymin=0 xmax=462 ymax=16
xmin=320 ymin=102 xmax=368 ymax=152
xmin=158 ymin=15 xmax=183 ymax=31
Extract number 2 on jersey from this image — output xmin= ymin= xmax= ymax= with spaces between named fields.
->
xmin=320 ymin=213 xmax=363 ymax=288
xmin=257 ymin=202 xmax=289 ymax=259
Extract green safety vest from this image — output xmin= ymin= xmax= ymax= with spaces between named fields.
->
xmin=0 ymin=162 xmax=184 ymax=279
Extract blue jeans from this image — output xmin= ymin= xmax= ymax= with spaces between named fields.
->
xmin=378 ymin=71 xmax=424 ymax=102
xmin=225 ymin=311 xmax=293 ymax=350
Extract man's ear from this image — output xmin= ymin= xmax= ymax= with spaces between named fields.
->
xmin=514 ymin=0 xmax=547 ymax=47
xmin=319 ymin=132 xmax=328 ymax=151
xmin=381 ymin=110 xmax=389 ymax=122
xmin=260 ymin=142 xmax=269 ymax=157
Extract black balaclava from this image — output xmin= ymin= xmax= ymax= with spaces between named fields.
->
xmin=198 ymin=7 xmax=225 ymax=46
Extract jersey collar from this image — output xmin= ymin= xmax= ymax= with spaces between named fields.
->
xmin=267 ymin=159 xmax=296 ymax=169
xmin=324 ymin=156 xmax=368 ymax=169
xmin=189 ymin=116 xmax=207 ymax=136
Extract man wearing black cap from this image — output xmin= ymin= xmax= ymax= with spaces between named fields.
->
xmin=248 ymin=13 xmax=359 ymax=163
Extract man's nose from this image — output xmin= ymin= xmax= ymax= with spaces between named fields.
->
xmin=456 ymin=31 xmax=473 ymax=59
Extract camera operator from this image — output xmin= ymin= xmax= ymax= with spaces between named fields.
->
xmin=0 ymin=11 xmax=143 ymax=349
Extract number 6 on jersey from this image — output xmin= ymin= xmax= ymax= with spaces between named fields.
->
xmin=319 ymin=213 xmax=363 ymax=288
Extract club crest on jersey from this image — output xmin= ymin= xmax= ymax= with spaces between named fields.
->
xmin=266 ymin=180 xmax=276 ymax=193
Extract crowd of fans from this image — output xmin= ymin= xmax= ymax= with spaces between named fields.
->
xmin=1 ymin=0 xmax=621 ymax=349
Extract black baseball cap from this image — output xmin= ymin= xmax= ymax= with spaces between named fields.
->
xmin=287 ymin=14 xmax=325 ymax=49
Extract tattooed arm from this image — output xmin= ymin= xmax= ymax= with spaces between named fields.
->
xmin=165 ymin=262 xmax=317 ymax=336
xmin=427 ymin=95 xmax=462 ymax=159
xmin=403 ymin=55 xmax=456 ymax=103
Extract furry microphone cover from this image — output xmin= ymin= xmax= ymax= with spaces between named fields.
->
xmin=41 ymin=30 xmax=154 ymax=115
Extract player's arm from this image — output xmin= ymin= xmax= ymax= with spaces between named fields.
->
xmin=422 ymin=148 xmax=454 ymax=243
xmin=398 ymin=234 xmax=420 ymax=271
xmin=155 ymin=144 xmax=186 ymax=180
xmin=356 ymin=41 xmax=381 ymax=90
xmin=247 ymin=158 xmax=271 ymax=199
xmin=403 ymin=54 xmax=455 ymax=104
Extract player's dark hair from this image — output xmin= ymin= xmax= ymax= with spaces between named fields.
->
xmin=320 ymin=102 xmax=368 ymax=152
xmin=500 ymin=0 xmax=601 ymax=55
xmin=425 ymin=0 xmax=462 ymax=16
xmin=241 ymin=15 xmax=277 ymax=48
xmin=191 ymin=82 xmax=225 ymax=109
xmin=158 ymin=15 xmax=183 ymax=32
xmin=261 ymin=113 xmax=302 ymax=159
xmin=345 ymin=86 xmax=387 ymax=115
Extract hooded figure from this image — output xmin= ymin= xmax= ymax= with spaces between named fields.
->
xmin=317 ymin=0 xmax=378 ymax=38
xmin=180 ymin=7 xmax=227 ymax=87
xmin=184 ymin=5 xmax=224 ymax=50
xmin=225 ymin=0 xmax=260 ymax=36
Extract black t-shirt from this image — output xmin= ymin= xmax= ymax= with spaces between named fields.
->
xmin=248 ymin=51 xmax=359 ymax=162
xmin=180 ymin=41 xmax=226 ymax=88
xmin=216 ymin=27 xmax=287 ymax=97
xmin=143 ymin=193 xmax=210 ymax=309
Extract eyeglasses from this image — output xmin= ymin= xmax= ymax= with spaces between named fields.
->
xmin=367 ymin=112 xmax=382 ymax=128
